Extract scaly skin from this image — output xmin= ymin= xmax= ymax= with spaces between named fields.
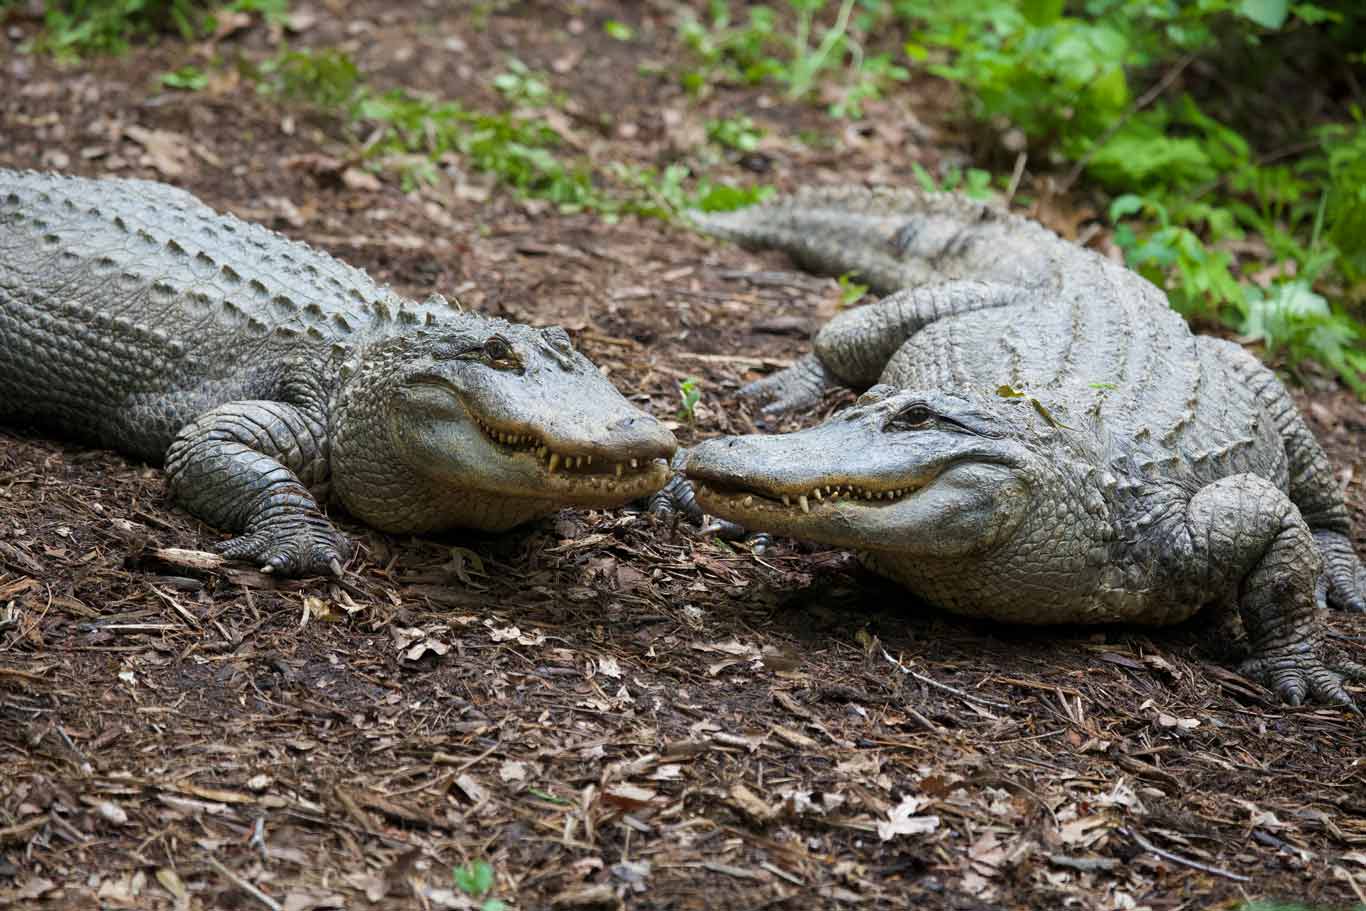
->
xmin=0 ymin=171 xmax=675 ymax=575
xmin=681 ymin=187 xmax=1365 ymax=708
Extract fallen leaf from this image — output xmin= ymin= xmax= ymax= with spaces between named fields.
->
xmin=877 ymin=795 xmax=939 ymax=841
xmin=125 ymin=126 xmax=193 ymax=177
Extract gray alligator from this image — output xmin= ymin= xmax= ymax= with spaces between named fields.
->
xmin=0 ymin=170 xmax=675 ymax=576
xmin=683 ymin=186 xmax=1365 ymax=707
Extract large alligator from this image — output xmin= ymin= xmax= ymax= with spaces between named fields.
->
xmin=0 ymin=170 xmax=675 ymax=576
xmin=682 ymin=186 xmax=1365 ymax=707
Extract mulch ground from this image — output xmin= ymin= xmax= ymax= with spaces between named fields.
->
xmin=2 ymin=2 xmax=1364 ymax=909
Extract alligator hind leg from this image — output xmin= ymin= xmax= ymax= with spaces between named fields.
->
xmin=165 ymin=398 xmax=348 ymax=577
xmin=1181 ymin=474 xmax=1361 ymax=706
xmin=1203 ymin=337 xmax=1365 ymax=612
xmin=742 ymin=281 xmax=1027 ymax=418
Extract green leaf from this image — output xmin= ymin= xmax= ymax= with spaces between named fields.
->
xmin=1021 ymin=0 xmax=1064 ymax=27
xmin=603 ymin=19 xmax=634 ymax=40
xmin=453 ymin=861 xmax=496 ymax=898
xmin=1108 ymin=194 xmax=1145 ymax=222
xmin=1238 ymin=0 xmax=1289 ymax=28
xmin=159 ymin=65 xmax=208 ymax=91
xmin=911 ymin=161 xmax=938 ymax=193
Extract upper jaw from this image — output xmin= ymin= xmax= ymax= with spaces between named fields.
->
xmin=690 ymin=474 xmax=929 ymax=515
xmin=467 ymin=410 xmax=674 ymax=500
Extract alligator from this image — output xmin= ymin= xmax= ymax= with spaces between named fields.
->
xmin=0 ymin=170 xmax=675 ymax=576
xmin=681 ymin=186 xmax=1365 ymax=707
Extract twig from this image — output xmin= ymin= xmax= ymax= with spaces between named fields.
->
xmin=206 ymin=855 xmax=284 ymax=911
xmin=881 ymin=649 xmax=1012 ymax=710
xmin=1004 ymin=151 xmax=1028 ymax=206
xmin=1058 ymin=53 xmax=1198 ymax=193
xmin=1120 ymin=827 xmax=1250 ymax=883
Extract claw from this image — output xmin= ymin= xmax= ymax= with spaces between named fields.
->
xmin=260 ymin=564 xmax=275 ymax=574
xmin=328 ymin=558 xmax=344 ymax=578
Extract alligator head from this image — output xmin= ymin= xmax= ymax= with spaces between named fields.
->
xmin=686 ymin=386 xmax=1079 ymax=557
xmin=332 ymin=319 xmax=676 ymax=532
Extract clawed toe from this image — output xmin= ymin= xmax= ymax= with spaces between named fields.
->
xmin=1239 ymin=653 xmax=1360 ymax=709
xmin=216 ymin=519 xmax=350 ymax=578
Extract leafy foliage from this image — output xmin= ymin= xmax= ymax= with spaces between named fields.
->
xmin=706 ymin=114 xmax=765 ymax=151
xmin=252 ymin=48 xmax=771 ymax=219
xmin=158 ymin=63 xmax=207 ymax=90
xmin=676 ymin=0 xmax=907 ymax=116
xmin=678 ymin=1 xmax=1363 ymax=393
xmin=25 ymin=0 xmax=284 ymax=57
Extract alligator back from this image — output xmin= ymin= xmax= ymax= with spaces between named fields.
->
xmin=698 ymin=187 xmax=1287 ymax=491
xmin=0 ymin=170 xmax=456 ymax=460
xmin=879 ymin=252 xmax=1287 ymax=491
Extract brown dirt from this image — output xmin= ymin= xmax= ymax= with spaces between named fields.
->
xmin=2 ymin=2 xmax=1365 ymax=909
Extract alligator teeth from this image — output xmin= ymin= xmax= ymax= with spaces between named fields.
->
xmin=548 ymin=453 xmax=560 ymax=473
xmin=812 ymin=489 xmax=822 ymax=501
xmin=615 ymin=463 xmax=623 ymax=477
xmin=742 ymin=495 xmax=753 ymax=506
xmin=630 ymin=459 xmax=638 ymax=469
xmin=798 ymin=495 xmax=810 ymax=513
xmin=782 ymin=495 xmax=790 ymax=507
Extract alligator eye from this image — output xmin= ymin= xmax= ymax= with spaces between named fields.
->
xmin=484 ymin=336 xmax=513 ymax=361
xmin=888 ymin=404 xmax=934 ymax=430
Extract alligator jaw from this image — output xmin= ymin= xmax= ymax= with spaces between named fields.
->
xmin=691 ymin=477 xmax=928 ymax=516
xmin=465 ymin=408 xmax=673 ymax=503
xmin=468 ymin=412 xmax=666 ymax=485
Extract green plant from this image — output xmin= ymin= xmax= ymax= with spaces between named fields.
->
xmin=909 ymin=161 xmax=994 ymax=199
xmin=837 ymin=273 xmax=868 ymax=307
xmin=889 ymin=0 xmax=1366 ymax=394
xmin=706 ymin=114 xmax=764 ymax=152
xmin=678 ymin=377 xmax=703 ymax=422
xmin=603 ymin=18 xmax=633 ymax=40
xmin=37 ymin=0 xmax=207 ymax=56
xmin=256 ymin=47 xmax=364 ymax=111
xmin=158 ymin=63 xmax=207 ymax=90
xmin=675 ymin=0 xmax=907 ymax=115
xmin=250 ymin=48 xmax=770 ymax=219
xmin=30 ymin=0 xmax=287 ymax=56
xmin=452 ymin=860 xmax=505 ymax=911
xmin=492 ymin=57 xmax=553 ymax=106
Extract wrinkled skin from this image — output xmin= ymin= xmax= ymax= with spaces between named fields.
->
xmin=677 ymin=186 xmax=1365 ymax=709
xmin=0 ymin=170 xmax=674 ymax=576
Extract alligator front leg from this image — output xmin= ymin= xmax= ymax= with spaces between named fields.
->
xmin=647 ymin=451 xmax=772 ymax=553
xmin=743 ymin=281 xmax=1026 ymax=418
xmin=165 ymin=400 xmax=348 ymax=577
xmin=1180 ymin=474 xmax=1363 ymax=707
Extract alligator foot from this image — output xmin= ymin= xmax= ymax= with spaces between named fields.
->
xmin=739 ymin=353 xmax=843 ymax=420
xmin=1239 ymin=648 xmax=1364 ymax=710
xmin=217 ymin=515 xmax=351 ymax=577
xmin=1314 ymin=530 xmax=1366 ymax=612
xmin=647 ymin=452 xmax=771 ymax=553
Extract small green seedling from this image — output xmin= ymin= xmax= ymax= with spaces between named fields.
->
xmin=453 ymin=860 xmax=505 ymax=911
xmin=159 ymin=65 xmax=208 ymax=91
xmin=678 ymin=376 xmax=703 ymax=422
xmin=706 ymin=115 xmax=764 ymax=152
xmin=603 ymin=19 xmax=634 ymax=40
xmin=837 ymin=273 xmax=869 ymax=308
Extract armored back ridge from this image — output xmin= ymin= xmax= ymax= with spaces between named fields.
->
xmin=680 ymin=187 xmax=1365 ymax=708
xmin=0 ymin=170 xmax=675 ymax=575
